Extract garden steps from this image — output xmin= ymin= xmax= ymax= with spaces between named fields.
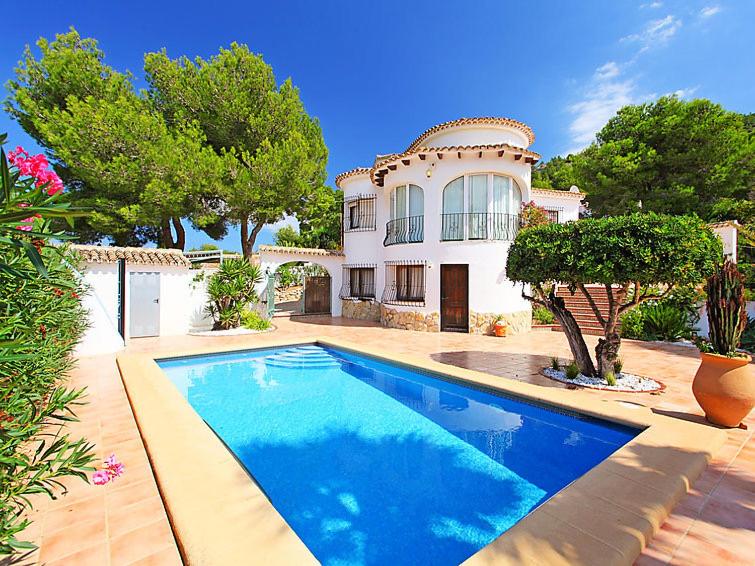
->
xmin=552 ymin=285 xmax=619 ymax=336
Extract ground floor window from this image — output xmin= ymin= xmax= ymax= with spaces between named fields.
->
xmin=340 ymin=265 xmax=376 ymax=299
xmin=382 ymin=261 xmax=426 ymax=305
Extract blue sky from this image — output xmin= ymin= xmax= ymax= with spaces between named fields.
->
xmin=1 ymin=0 xmax=752 ymax=251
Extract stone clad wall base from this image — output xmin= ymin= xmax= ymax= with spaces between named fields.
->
xmin=469 ymin=310 xmax=532 ymax=336
xmin=341 ymin=299 xmax=381 ymax=321
xmin=381 ymin=305 xmax=440 ymax=332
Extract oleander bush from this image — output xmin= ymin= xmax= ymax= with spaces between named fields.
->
xmin=0 ymin=137 xmax=94 ymax=554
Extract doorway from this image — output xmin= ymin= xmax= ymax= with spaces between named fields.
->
xmin=129 ymin=271 xmax=161 ymax=338
xmin=440 ymin=264 xmax=469 ymax=332
xmin=303 ymin=275 xmax=331 ymax=314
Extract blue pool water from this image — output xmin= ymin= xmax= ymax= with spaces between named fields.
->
xmin=158 ymin=345 xmax=637 ymax=565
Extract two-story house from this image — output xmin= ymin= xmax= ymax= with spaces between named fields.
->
xmin=258 ymin=117 xmax=583 ymax=334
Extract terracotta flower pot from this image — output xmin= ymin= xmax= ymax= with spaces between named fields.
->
xmin=692 ymin=352 xmax=754 ymax=427
xmin=494 ymin=322 xmax=507 ymax=337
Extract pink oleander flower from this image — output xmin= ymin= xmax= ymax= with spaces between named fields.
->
xmin=104 ymin=454 xmax=125 ymax=478
xmin=92 ymin=470 xmax=111 ymax=486
xmin=92 ymin=453 xmax=125 ymax=486
xmin=7 ymin=145 xmax=64 ymax=196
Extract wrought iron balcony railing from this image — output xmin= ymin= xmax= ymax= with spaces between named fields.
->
xmin=440 ymin=213 xmax=520 ymax=242
xmin=383 ymin=215 xmax=424 ymax=246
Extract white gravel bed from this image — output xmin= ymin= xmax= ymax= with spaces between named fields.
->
xmin=543 ymin=367 xmax=662 ymax=392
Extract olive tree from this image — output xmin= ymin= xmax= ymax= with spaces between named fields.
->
xmin=507 ymin=213 xmax=722 ymax=377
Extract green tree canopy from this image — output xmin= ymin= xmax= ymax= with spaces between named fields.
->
xmin=144 ymin=44 xmax=329 ymax=257
xmin=5 ymin=29 xmax=226 ymax=248
xmin=533 ymin=97 xmax=754 ymax=223
xmin=507 ymin=213 xmax=722 ymax=376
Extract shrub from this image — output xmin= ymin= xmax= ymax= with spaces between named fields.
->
xmin=565 ymin=362 xmax=580 ymax=380
xmin=613 ymin=358 xmax=623 ymax=375
xmin=642 ymin=303 xmax=694 ymax=341
xmin=550 ymin=356 xmax=560 ymax=370
xmin=533 ymin=305 xmax=555 ymax=325
xmin=604 ymin=371 xmax=617 ymax=387
xmin=619 ymin=308 xmax=645 ymax=340
xmin=520 ymin=201 xmax=551 ymax=228
xmin=206 ymin=258 xmax=263 ymax=330
xmin=1 ymin=138 xmax=94 ymax=553
xmin=241 ymin=310 xmax=271 ymax=331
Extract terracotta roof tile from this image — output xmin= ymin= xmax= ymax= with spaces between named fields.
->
xmin=334 ymin=167 xmax=371 ymax=187
xmin=369 ymin=143 xmax=541 ymax=186
xmin=406 ymin=117 xmax=535 ymax=150
xmin=71 ymin=245 xmax=192 ymax=267
xmin=531 ymin=187 xmax=585 ymax=199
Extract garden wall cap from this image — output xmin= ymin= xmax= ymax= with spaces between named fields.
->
xmin=707 ymin=220 xmax=740 ymax=228
xmin=258 ymin=245 xmax=345 ymax=257
xmin=531 ymin=187 xmax=586 ymax=199
xmin=71 ymin=244 xmax=192 ymax=267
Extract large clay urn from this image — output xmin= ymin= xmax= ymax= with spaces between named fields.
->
xmin=692 ymin=352 xmax=754 ymax=427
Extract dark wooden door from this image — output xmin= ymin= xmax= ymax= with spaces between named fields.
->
xmin=441 ymin=264 xmax=468 ymax=332
xmin=304 ymin=276 xmax=331 ymax=314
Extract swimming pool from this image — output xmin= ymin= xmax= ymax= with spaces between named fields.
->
xmin=158 ymin=345 xmax=638 ymax=565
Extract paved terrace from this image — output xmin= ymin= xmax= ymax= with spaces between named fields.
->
xmin=11 ymin=317 xmax=753 ymax=566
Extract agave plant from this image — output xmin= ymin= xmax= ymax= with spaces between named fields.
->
xmin=206 ymin=258 xmax=263 ymax=330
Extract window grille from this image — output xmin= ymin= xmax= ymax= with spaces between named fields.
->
xmin=543 ymin=207 xmax=562 ymax=223
xmin=340 ymin=264 xmax=376 ymax=299
xmin=382 ymin=260 xmax=426 ymax=306
xmin=343 ymin=194 xmax=377 ymax=232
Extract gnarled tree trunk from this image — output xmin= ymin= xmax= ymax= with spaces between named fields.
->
xmin=159 ymin=216 xmax=186 ymax=250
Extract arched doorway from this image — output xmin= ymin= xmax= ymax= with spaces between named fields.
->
xmin=256 ymin=245 xmax=345 ymax=318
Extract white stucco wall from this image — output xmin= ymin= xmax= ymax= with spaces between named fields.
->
xmin=342 ymin=150 xmax=539 ymax=318
xmin=76 ymin=261 xmax=195 ymax=355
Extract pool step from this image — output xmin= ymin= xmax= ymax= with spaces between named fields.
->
xmin=256 ymin=347 xmax=340 ymax=369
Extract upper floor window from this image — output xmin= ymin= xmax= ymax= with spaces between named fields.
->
xmin=385 ymin=184 xmax=424 ymax=246
xmin=344 ymin=194 xmax=376 ymax=232
xmin=441 ymin=174 xmax=522 ymax=241
xmin=390 ymin=184 xmax=424 ymax=219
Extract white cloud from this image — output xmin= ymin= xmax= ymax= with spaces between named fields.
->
xmin=566 ymin=64 xmax=654 ymax=153
xmin=622 ymin=15 xmax=682 ymax=52
xmin=699 ymin=5 xmax=721 ymax=19
xmin=668 ymin=86 xmax=699 ymax=98
xmin=268 ymin=214 xmax=300 ymax=232
xmin=641 ymin=2 xmax=663 ymax=8
xmin=594 ymin=61 xmax=620 ymax=81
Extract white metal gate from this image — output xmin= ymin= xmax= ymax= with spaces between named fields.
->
xmin=129 ymin=272 xmax=161 ymax=338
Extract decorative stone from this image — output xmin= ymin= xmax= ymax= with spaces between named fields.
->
xmin=379 ymin=305 xmax=440 ymax=332
xmin=468 ymin=310 xmax=532 ymax=336
xmin=341 ymin=299 xmax=381 ymax=321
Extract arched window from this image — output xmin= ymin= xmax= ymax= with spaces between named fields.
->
xmin=441 ymin=174 xmax=524 ymax=241
xmin=386 ymin=184 xmax=424 ymax=245
xmin=391 ymin=184 xmax=423 ymax=219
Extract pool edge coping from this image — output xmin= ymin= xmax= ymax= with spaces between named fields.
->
xmin=116 ymin=337 xmax=727 ymax=566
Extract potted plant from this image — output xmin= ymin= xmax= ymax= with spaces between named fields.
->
xmin=693 ymin=260 xmax=754 ymax=427
xmin=493 ymin=315 xmax=508 ymax=337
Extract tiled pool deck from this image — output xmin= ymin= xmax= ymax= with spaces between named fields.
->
xmin=10 ymin=317 xmax=753 ymax=565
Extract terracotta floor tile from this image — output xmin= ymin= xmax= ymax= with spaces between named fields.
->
xmin=45 ymin=542 xmax=108 ymax=566
xmin=38 ymin=518 xmax=107 ymax=563
xmin=127 ymin=545 xmax=183 ymax=566
xmin=109 ymin=519 xmax=175 ymax=566
xmin=107 ymin=495 xmax=168 ymax=539
xmin=42 ymin=494 xmax=105 ymax=535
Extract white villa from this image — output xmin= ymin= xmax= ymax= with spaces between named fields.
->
xmin=258 ymin=117 xmax=584 ymax=334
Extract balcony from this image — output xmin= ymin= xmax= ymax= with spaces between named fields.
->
xmin=440 ymin=213 xmax=520 ymax=241
xmin=384 ymin=216 xmax=424 ymax=246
